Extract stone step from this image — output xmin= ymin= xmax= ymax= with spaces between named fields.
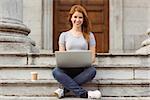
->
xmin=0 ymin=65 xmax=54 ymax=80
xmin=1 ymin=96 xmax=150 ymax=100
xmin=1 ymin=79 xmax=150 ymax=97
xmin=0 ymin=53 xmax=149 ymax=67
xmin=1 ymin=53 xmax=150 ymax=98
xmin=0 ymin=65 xmax=150 ymax=80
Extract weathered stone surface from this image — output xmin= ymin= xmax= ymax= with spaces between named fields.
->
xmin=1 ymin=79 xmax=150 ymax=97
xmin=0 ymin=0 xmax=39 ymax=53
xmin=1 ymin=53 xmax=150 ymax=80
xmin=0 ymin=53 xmax=27 ymax=65
xmin=97 ymin=53 xmax=150 ymax=67
xmin=1 ymin=96 xmax=150 ymax=100
xmin=28 ymin=53 xmax=55 ymax=65
xmin=136 ymin=29 xmax=150 ymax=54
xmin=136 ymin=45 xmax=150 ymax=54
xmin=0 ymin=96 xmax=88 ymax=100
xmin=0 ymin=53 xmax=150 ymax=98
xmin=96 ymin=68 xmax=133 ymax=79
xmin=0 ymin=43 xmax=37 ymax=53
xmin=0 ymin=67 xmax=53 ymax=80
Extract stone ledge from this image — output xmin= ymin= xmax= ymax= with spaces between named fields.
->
xmin=99 ymin=79 xmax=150 ymax=85
xmin=1 ymin=79 xmax=150 ymax=85
xmin=0 ymin=65 xmax=52 ymax=68
xmin=0 ymin=79 xmax=57 ymax=84
xmin=0 ymin=52 xmax=148 ymax=56
xmin=0 ymin=53 xmax=149 ymax=66
xmin=1 ymin=64 xmax=150 ymax=68
xmin=1 ymin=66 xmax=150 ymax=80
xmin=1 ymin=79 xmax=150 ymax=97
xmin=97 ymin=53 xmax=150 ymax=56
xmin=102 ymin=97 xmax=150 ymax=100
xmin=1 ymin=96 xmax=87 ymax=100
xmin=1 ymin=96 xmax=150 ymax=100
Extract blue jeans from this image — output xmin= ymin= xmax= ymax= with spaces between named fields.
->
xmin=52 ymin=66 xmax=96 ymax=97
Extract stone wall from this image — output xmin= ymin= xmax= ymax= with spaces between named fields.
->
xmin=123 ymin=0 xmax=149 ymax=52
xmin=23 ymin=0 xmax=42 ymax=49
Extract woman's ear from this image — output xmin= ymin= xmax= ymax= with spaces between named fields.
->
xmin=70 ymin=17 xmax=74 ymax=23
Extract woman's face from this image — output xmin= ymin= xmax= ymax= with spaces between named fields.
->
xmin=71 ymin=11 xmax=84 ymax=28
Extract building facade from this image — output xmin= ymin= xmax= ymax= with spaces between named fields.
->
xmin=1 ymin=1 xmax=150 ymax=99
xmin=23 ymin=0 xmax=149 ymax=53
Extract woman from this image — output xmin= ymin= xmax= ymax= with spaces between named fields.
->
xmin=52 ymin=5 xmax=101 ymax=99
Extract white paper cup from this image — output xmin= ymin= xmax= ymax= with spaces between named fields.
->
xmin=31 ymin=72 xmax=38 ymax=81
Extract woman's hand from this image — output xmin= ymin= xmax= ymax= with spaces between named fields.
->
xmin=90 ymin=45 xmax=96 ymax=63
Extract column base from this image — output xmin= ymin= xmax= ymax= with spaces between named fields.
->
xmin=0 ymin=42 xmax=39 ymax=53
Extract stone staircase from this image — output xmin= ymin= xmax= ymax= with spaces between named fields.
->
xmin=0 ymin=53 xmax=150 ymax=100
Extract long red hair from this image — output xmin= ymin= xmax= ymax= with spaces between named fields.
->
xmin=68 ymin=5 xmax=91 ymax=43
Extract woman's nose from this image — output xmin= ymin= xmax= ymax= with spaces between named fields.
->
xmin=76 ymin=18 xmax=80 ymax=21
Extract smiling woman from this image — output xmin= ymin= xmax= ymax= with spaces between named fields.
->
xmin=52 ymin=5 xmax=101 ymax=99
xmin=68 ymin=5 xmax=91 ymax=44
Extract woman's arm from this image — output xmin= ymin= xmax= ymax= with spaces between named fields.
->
xmin=59 ymin=43 xmax=65 ymax=51
xmin=90 ymin=45 xmax=96 ymax=63
xmin=58 ymin=32 xmax=66 ymax=51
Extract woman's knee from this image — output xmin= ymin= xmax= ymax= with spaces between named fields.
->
xmin=52 ymin=67 xmax=63 ymax=79
xmin=83 ymin=67 xmax=96 ymax=81
xmin=90 ymin=67 xmax=96 ymax=78
xmin=86 ymin=66 xmax=96 ymax=80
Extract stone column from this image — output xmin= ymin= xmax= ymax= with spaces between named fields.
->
xmin=42 ymin=0 xmax=53 ymax=52
xmin=0 ymin=0 xmax=38 ymax=53
xmin=109 ymin=0 xmax=123 ymax=53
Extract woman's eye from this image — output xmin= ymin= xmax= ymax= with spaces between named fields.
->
xmin=74 ymin=16 xmax=77 ymax=18
xmin=79 ymin=17 xmax=83 ymax=19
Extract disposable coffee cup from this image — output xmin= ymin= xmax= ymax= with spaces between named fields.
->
xmin=31 ymin=72 xmax=38 ymax=81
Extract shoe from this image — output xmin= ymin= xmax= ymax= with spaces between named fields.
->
xmin=88 ymin=90 xmax=101 ymax=99
xmin=54 ymin=88 xmax=64 ymax=99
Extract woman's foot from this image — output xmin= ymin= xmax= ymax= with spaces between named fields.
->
xmin=88 ymin=90 xmax=101 ymax=99
xmin=53 ymin=88 xmax=64 ymax=99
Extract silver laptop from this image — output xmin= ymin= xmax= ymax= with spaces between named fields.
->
xmin=55 ymin=50 xmax=92 ymax=68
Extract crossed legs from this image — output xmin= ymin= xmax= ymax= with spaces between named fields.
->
xmin=52 ymin=66 xmax=96 ymax=97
